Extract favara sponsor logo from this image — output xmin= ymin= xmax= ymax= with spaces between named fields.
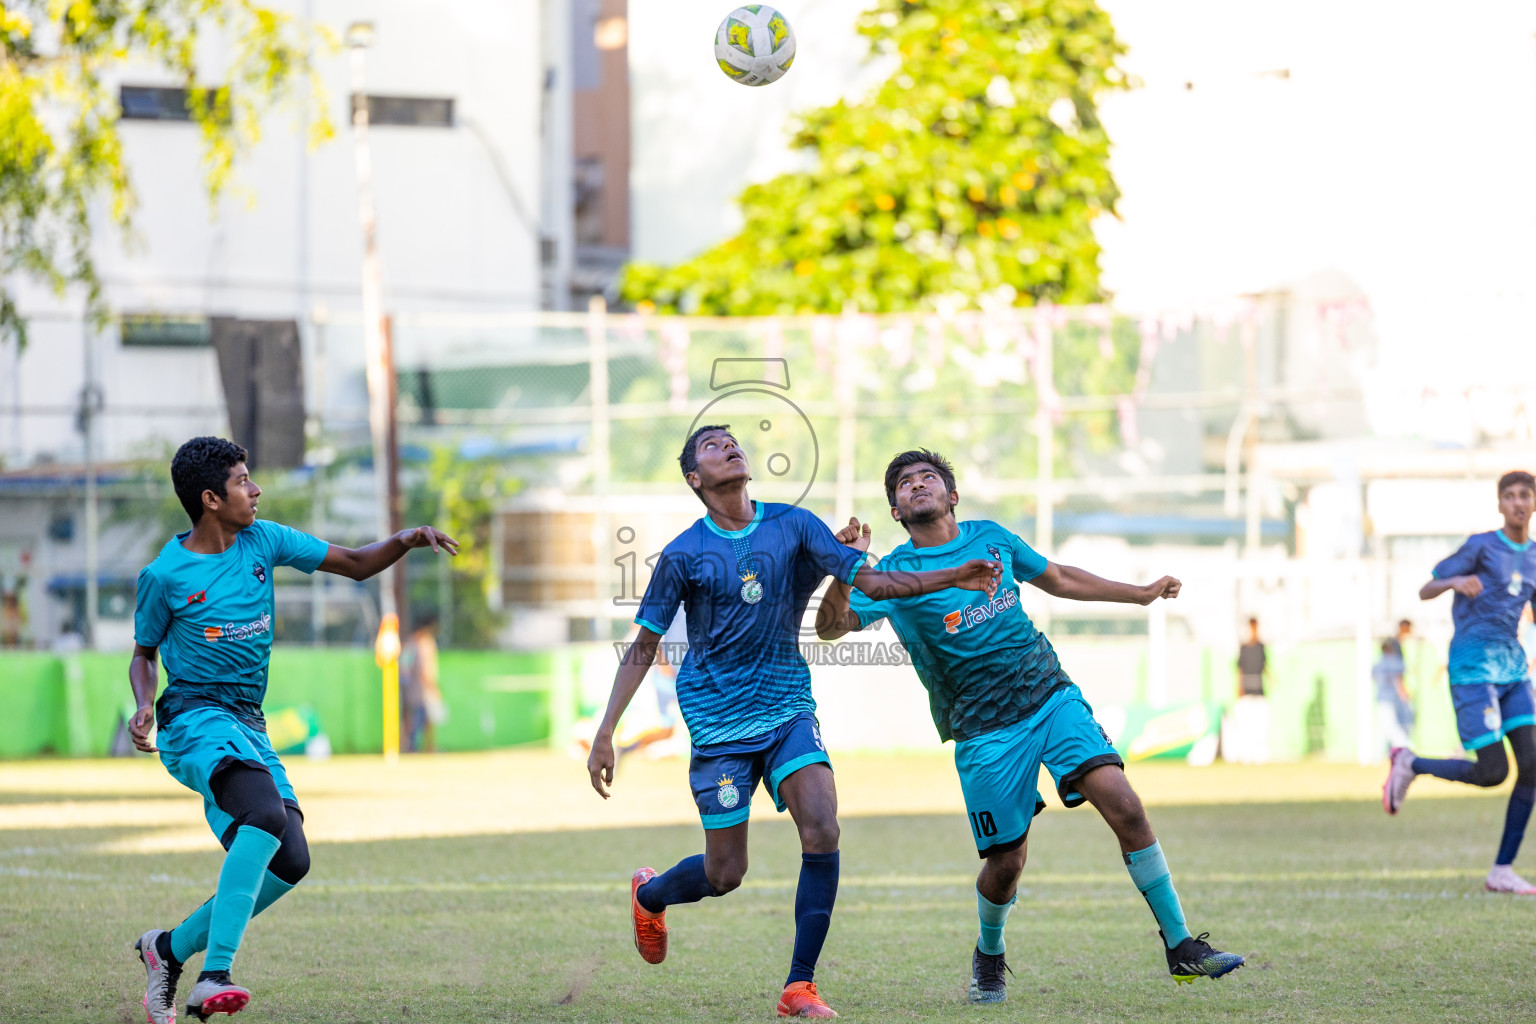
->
xmin=943 ymin=588 xmax=1018 ymax=634
xmin=203 ymin=613 xmax=272 ymax=643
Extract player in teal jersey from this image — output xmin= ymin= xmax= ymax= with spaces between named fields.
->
xmin=816 ymin=449 xmax=1242 ymax=1002
xmin=128 ymin=437 xmax=456 ymax=1022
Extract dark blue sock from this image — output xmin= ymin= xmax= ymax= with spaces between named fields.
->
xmin=786 ymin=851 xmax=840 ymax=986
xmin=637 ymin=854 xmax=717 ymax=913
xmin=1411 ymin=755 xmax=1480 ymax=784
xmin=1496 ymin=785 xmax=1536 ymax=866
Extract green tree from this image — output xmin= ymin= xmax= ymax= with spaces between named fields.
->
xmin=0 ymin=1 xmax=331 ymax=347
xmin=622 ymin=0 xmax=1127 ymax=315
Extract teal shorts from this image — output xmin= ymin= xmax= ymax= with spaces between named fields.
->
xmin=952 ymin=684 xmax=1123 ymax=856
xmin=157 ymin=705 xmax=298 ymax=841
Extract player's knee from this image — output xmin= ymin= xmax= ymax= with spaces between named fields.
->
xmin=798 ymin=819 xmax=839 ymax=854
xmin=267 ymin=842 xmax=310 ymax=885
xmin=706 ymin=860 xmax=747 ymax=894
xmin=1470 ymin=759 xmax=1509 ymax=788
xmin=239 ymin=799 xmax=289 ymax=840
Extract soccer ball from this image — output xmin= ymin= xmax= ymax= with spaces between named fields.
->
xmin=714 ymin=5 xmax=797 ymax=87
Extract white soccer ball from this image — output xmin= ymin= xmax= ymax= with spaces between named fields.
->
xmin=714 ymin=5 xmax=797 ymax=87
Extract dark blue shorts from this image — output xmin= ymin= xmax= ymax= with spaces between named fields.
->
xmin=1451 ymin=681 xmax=1536 ymax=750
xmin=689 ymin=712 xmax=830 ymax=829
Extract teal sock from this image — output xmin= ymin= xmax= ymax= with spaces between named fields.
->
xmin=202 ymin=827 xmax=282 ymax=973
xmin=1123 ymin=840 xmax=1191 ymax=948
xmin=170 ymin=871 xmax=297 ymax=964
xmin=976 ymin=888 xmax=1015 ymax=956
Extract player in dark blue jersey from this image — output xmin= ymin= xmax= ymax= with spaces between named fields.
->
xmin=816 ymin=450 xmax=1243 ymax=1001
xmin=1384 ymin=470 xmax=1536 ymax=894
xmin=128 ymin=438 xmax=456 ymax=1021
xmin=586 ymin=425 xmax=1000 ymax=1019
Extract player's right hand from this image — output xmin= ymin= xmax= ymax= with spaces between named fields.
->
xmin=1452 ymin=575 xmax=1484 ymax=599
xmin=955 ymin=559 xmax=1003 ymax=597
xmin=587 ymin=732 xmax=616 ymax=799
xmin=835 ymin=517 xmax=872 ymax=553
xmin=129 ymin=705 xmax=158 ymax=753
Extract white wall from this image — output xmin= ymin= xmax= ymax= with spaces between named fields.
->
xmin=5 ymin=0 xmax=547 ymax=465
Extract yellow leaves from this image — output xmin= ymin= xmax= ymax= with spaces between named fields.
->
xmin=977 ymin=221 xmax=995 ymax=239
xmin=1012 ymin=171 xmax=1035 ymax=190
xmin=998 ymin=185 xmax=1017 ymax=206
xmin=874 ymin=193 xmax=896 ymax=211
xmin=795 ymin=259 xmax=816 ymax=277
xmin=966 ymin=184 xmax=987 ymax=203
xmin=843 ymin=198 xmax=861 ymax=214
xmin=995 ymin=217 xmax=1021 ymax=240
xmin=1 ymin=4 xmax=34 ymax=38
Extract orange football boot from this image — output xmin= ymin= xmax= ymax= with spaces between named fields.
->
xmin=777 ymin=981 xmax=838 ymax=1018
xmin=630 ymin=867 xmax=668 ymax=964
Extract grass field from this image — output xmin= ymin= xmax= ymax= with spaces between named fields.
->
xmin=3 ymin=751 xmax=1534 ymax=1023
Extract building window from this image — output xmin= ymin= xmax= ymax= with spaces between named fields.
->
xmin=352 ymin=94 xmax=454 ymax=128
xmin=120 ymin=86 xmax=194 ymax=121
xmin=120 ymin=314 xmax=211 ymax=348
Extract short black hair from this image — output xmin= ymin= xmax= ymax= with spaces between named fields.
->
xmin=883 ymin=448 xmax=957 ymax=508
xmin=171 ymin=436 xmax=248 ymax=524
xmin=1498 ymin=470 xmax=1535 ymax=496
xmin=679 ymin=424 xmax=732 ymax=503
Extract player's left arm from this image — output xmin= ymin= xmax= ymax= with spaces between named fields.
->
xmin=1028 ymin=561 xmax=1180 ymax=605
xmin=319 ymin=526 xmax=460 ymax=580
xmin=815 ymin=518 xmax=869 ymax=640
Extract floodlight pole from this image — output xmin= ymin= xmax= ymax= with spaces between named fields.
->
xmin=350 ymin=22 xmax=401 ymax=761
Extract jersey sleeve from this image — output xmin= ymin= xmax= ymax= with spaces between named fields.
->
xmin=132 ymin=565 xmax=171 ymax=648
xmin=262 ymin=521 xmax=329 ymax=573
xmin=1006 ymin=529 xmax=1049 ymax=582
xmin=797 ymin=510 xmax=867 ymax=585
xmin=635 ymin=549 xmax=686 ymax=636
xmin=848 ymin=585 xmax=893 ymax=630
xmin=1432 ymin=536 xmax=1480 ymax=580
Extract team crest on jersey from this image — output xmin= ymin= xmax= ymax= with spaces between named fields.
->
xmin=739 ymin=570 xmax=763 ymax=605
xmin=252 ymin=563 xmax=266 ymax=584
xmin=986 ymin=544 xmax=1001 ymax=561
xmin=716 ymin=775 xmax=740 ymax=808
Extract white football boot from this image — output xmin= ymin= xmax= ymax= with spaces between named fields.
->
xmin=1485 ymin=864 xmax=1536 ymax=895
xmin=1382 ymin=746 xmax=1417 ymax=815
xmin=184 ymin=977 xmax=250 ymax=1020
xmin=133 ymin=929 xmax=182 ymax=1024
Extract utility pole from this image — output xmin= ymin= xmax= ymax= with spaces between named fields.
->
xmin=349 ymin=21 xmax=401 ymax=761
xmin=79 ymin=321 xmax=102 ymax=649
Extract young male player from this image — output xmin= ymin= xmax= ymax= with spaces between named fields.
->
xmin=586 ymin=426 xmax=1001 ymax=1019
xmin=1383 ymin=470 xmax=1536 ymax=894
xmin=129 ymin=437 xmax=457 ymax=1021
xmin=815 ymin=449 xmax=1244 ymax=1003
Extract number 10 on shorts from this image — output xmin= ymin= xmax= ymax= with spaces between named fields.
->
xmin=970 ymin=810 xmax=998 ymax=839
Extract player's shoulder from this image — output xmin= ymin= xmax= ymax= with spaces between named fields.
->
xmin=140 ymin=533 xmax=190 ymax=578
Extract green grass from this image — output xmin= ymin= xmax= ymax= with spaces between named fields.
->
xmin=4 ymin=759 xmax=1535 ymax=1023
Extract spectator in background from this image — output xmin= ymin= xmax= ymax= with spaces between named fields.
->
xmin=1238 ymin=618 xmax=1267 ymax=696
xmin=1223 ymin=617 xmax=1271 ymax=764
xmin=1385 ymin=618 xmax=1413 ymax=659
xmin=401 ymin=614 xmax=445 ymax=753
xmin=1374 ymin=637 xmax=1414 ymax=751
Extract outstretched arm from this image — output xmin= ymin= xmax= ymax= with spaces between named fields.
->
xmin=128 ymin=644 xmax=161 ymax=753
xmin=1420 ymin=575 xmax=1481 ymax=601
xmin=319 ymin=525 xmax=459 ymax=581
xmin=816 ymin=518 xmax=870 ymax=641
xmin=587 ymin=626 xmax=663 ymax=798
xmin=1028 ymin=562 xmax=1180 ymax=605
xmin=849 ymin=559 xmax=1000 ymax=603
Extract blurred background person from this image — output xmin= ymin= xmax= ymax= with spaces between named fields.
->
xmin=1374 ymin=637 xmax=1413 ymax=752
xmin=1223 ymin=617 xmax=1270 ymax=764
xmin=400 ymin=614 xmax=444 ymax=754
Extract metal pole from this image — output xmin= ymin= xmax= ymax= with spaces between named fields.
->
xmin=1034 ymin=314 xmax=1054 ymax=631
xmin=834 ymin=313 xmax=856 ymax=524
xmin=588 ymin=295 xmax=610 ymax=633
xmin=350 ymin=24 xmax=400 ymax=760
xmin=81 ymin=321 xmax=99 ymax=649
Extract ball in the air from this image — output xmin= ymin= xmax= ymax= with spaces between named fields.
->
xmin=715 ymin=5 xmax=797 ymax=87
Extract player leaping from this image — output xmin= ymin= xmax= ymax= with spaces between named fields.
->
xmin=586 ymin=425 xmax=1001 ymax=1019
xmin=129 ymin=437 xmax=457 ymax=1022
xmin=816 ymin=449 xmax=1244 ymax=1004
xmin=1383 ymin=470 xmax=1536 ymax=894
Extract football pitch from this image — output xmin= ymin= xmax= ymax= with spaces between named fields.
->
xmin=3 ymin=752 xmax=1533 ymax=1023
